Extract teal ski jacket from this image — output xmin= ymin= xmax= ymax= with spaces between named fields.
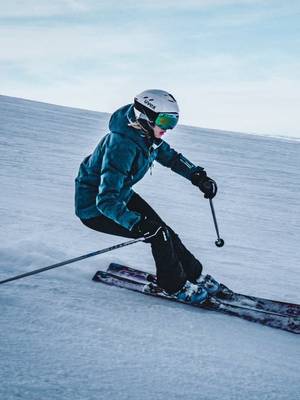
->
xmin=75 ymin=104 xmax=200 ymax=231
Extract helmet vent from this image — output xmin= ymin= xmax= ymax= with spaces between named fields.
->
xmin=167 ymin=93 xmax=176 ymax=102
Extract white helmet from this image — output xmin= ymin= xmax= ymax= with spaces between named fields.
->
xmin=134 ymin=89 xmax=179 ymax=132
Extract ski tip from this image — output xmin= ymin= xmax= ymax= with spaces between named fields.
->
xmin=92 ymin=271 xmax=102 ymax=282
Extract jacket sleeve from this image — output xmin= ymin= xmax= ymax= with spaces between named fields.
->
xmin=96 ymin=135 xmax=141 ymax=230
xmin=155 ymin=140 xmax=203 ymax=180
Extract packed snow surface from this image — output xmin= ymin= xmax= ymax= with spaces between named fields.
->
xmin=0 ymin=95 xmax=299 ymax=400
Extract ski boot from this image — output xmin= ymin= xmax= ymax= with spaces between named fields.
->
xmin=197 ymin=274 xmax=233 ymax=299
xmin=174 ymin=281 xmax=209 ymax=305
xmin=143 ymin=281 xmax=221 ymax=308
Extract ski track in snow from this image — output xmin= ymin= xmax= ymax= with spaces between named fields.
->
xmin=0 ymin=94 xmax=299 ymax=400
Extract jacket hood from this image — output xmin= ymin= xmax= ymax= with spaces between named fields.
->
xmin=108 ymin=104 xmax=155 ymax=153
xmin=109 ymin=104 xmax=137 ymax=135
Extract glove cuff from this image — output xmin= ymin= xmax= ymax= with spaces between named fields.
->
xmin=191 ymin=167 xmax=207 ymax=186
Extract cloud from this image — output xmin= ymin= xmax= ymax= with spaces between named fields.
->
xmin=177 ymin=77 xmax=300 ymax=138
xmin=1 ymin=0 xmax=295 ymax=19
xmin=0 ymin=25 xmax=149 ymax=61
xmin=0 ymin=0 xmax=91 ymax=18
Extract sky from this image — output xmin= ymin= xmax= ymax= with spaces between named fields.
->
xmin=1 ymin=0 xmax=300 ymax=139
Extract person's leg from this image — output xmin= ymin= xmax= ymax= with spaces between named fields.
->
xmin=127 ymin=193 xmax=203 ymax=284
xmin=126 ymin=192 xmax=163 ymax=223
xmin=81 ymin=213 xmax=138 ymax=239
xmin=80 ymin=193 xmax=190 ymax=294
xmin=127 ymin=193 xmax=186 ymax=293
xmin=127 ymin=194 xmax=231 ymax=298
xmin=167 ymin=228 xmax=203 ymax=283
xmin=149 ymin=228 xmax=187 ymax=293
xmin=80 ymin=192 xmax=164 ymax=238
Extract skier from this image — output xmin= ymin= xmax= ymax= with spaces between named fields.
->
xmin=75 ymin=89 xmax=227 ymax=304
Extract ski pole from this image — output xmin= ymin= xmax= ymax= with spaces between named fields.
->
xmin=0 ymin=237 xmax=144 ymax=285
xmin=209 ymin=199 xmax=225 ymax=247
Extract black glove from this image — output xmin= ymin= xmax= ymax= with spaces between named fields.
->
xmin=191 ymin=168 xmax=217 ymax=199
xmin=133 ymin=217 xmax=164 ymax=242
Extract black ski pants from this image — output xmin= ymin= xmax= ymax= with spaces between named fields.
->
xmin=81 ymin=193 xmax=203 ymax=293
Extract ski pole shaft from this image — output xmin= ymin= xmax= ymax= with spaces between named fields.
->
xmin=209 ymin=199 xmax=220 ymax=238
xmin=209 ymin=199 xmax=225 ymax=247
xmin=0 ymin=237 xmax=143 ymax=285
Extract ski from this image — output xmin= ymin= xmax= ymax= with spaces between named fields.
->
xmin=107 ymin=263 xmax=300 ymax=318
xmin=93 ymin=270 xmax=300 ymax=334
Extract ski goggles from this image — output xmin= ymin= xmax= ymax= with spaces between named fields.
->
xmin=154 ymin=113 xmax=179 ymax=130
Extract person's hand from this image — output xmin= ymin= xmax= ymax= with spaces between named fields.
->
xmin=133 ymin=217 xmax=164 ymax=242
xmin=191 ymin=169 xmax=217 ymax=199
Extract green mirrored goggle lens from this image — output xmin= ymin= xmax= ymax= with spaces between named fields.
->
xmin=155 ymin=113 xmax=179 ymax=130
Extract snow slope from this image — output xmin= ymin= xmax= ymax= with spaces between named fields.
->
xmin=0 ymin=94 xmax=299 ymax=400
